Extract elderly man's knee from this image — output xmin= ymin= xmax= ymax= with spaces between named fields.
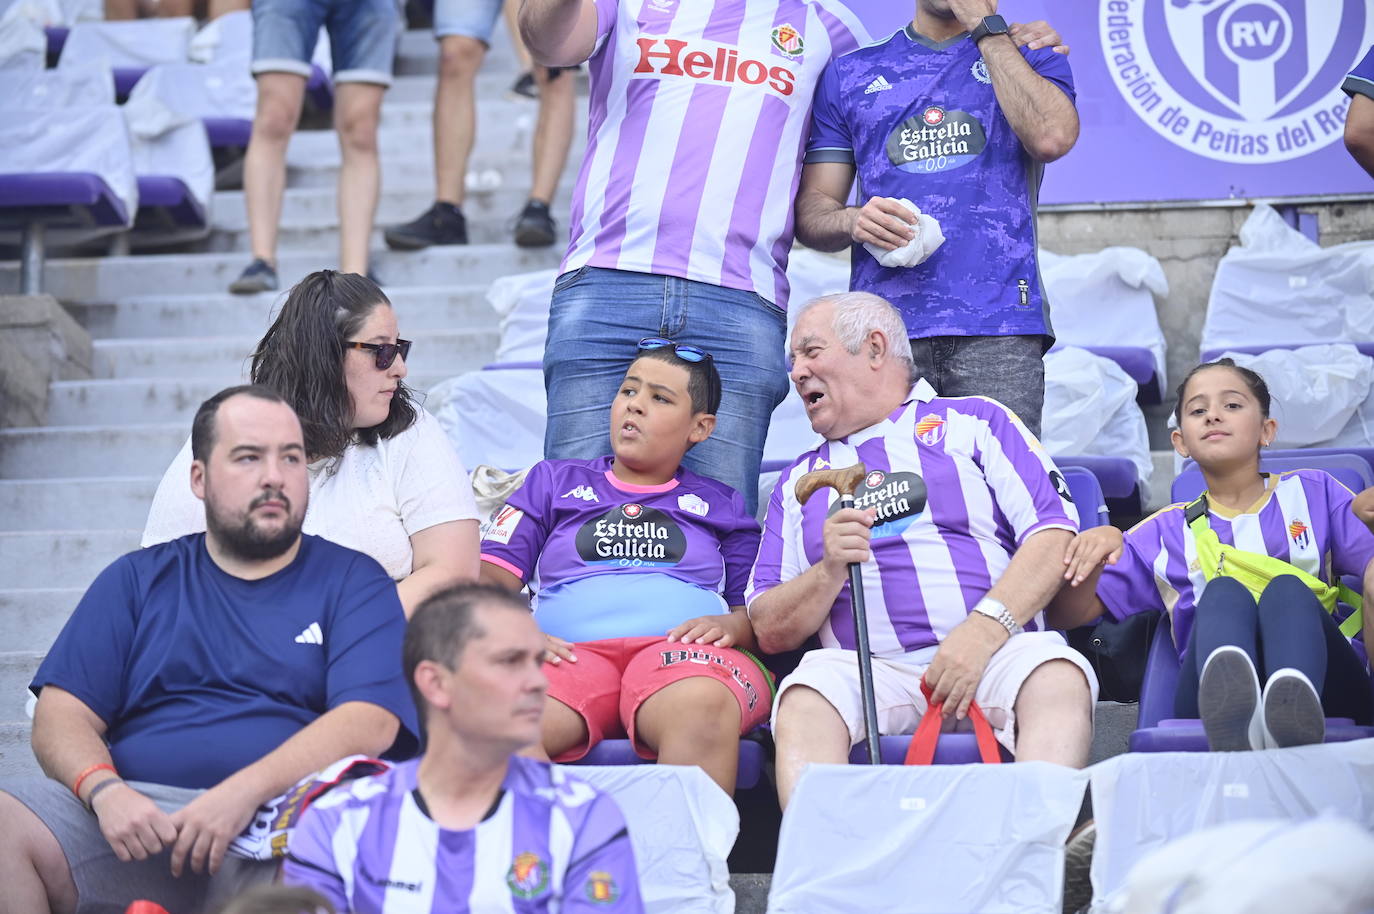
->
xmin=1017 ymin=659 xmax=1092 ymax=717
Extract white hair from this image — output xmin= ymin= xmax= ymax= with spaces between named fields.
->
xmin=796 ymin=291 xmax=916 ymax=382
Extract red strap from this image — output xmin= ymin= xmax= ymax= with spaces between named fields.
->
xmin=903 ymin=678 xmax=1002 ymax=765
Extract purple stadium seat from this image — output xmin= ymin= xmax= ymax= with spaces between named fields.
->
xmin=570 ymin=737 xmax=765 ymax=790
xmin=1173 ymin=453 xmax=1374 ymax=505
xmin=1054 ymin=455 xmax=1142 ymax=517
xmin=482 ymin=360 xmax=544 ymax=371
xmin=306 ymin=64 xmax=333 ymax=111
xmin=0 ymin=172 xmax=131 ymax=294
xmin=846 ymin=733 xmax=1013 ymax=765
xmin=44 ymin=26 xmax=68 ymax=61
xmin=1081 ymin=345 xmax=1165 ymax=405
xmin=135 ymin=175 xmax=206 ymax=232
xmin=203 ymin=117 xmax=254 ymax=149
xmin=1129 ymin=613 xmax=1374 ymax=752
xmin=1062 ymin=465 xmax=1108 ymax=528
xmin=1201 ymin=343 xmax=1374 ymax=363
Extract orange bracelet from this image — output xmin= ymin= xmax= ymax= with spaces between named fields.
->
xmin=72 ymin=763 xmax=116 ymax=799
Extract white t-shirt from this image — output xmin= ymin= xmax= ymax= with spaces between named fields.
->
xmin=142 ymin=410 xmax=481 ymax=580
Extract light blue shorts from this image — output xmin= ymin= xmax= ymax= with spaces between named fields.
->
xmin=252 ymin=0 xmax=400 ymax=86
xmin=433 ymin=0 xmax=503 ymax=42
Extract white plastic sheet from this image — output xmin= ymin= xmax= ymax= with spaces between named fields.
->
xmin=58 ymin=16 xmax=195 ymax=70
xmin=1216 ymin=344 xmax=1374 ymax=448
xmin=1108 ymin=814 xmax=1374 ymax=914
xmin=428 ymin=368 xmax=546 ymax=472
xmin=1042 ymin=346 xmax=1153 ymax=499
xmin=564 ymin=765 xmax=738 ymax=914
xmin=0 ymin=105 xmax=137 ymax=224
xmin=0 ymin=4 xmax=46 ymax=72
xmin=486 ymin=268 xmax=557 ymax=363
xmin=1087 ymin=739 xmax=1374 ymax=911
xmin=123 ymin=88 xmax=215 ymax=214
xmin=1041 ymin=246 xmax=1169 ymax=383
xmin=130 ymin=59 xmax=257 ymax=123
xmin=768 ymin=762 xmax=1089 ymax=914
xmin=1202 ymin=203 xmax=1374 ymax=351
xmin=5 ymin=58 xmax=112 ymax=107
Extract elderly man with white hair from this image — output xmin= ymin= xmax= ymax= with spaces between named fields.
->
xmin=747 ymin=292 xmax=1097 ymax=807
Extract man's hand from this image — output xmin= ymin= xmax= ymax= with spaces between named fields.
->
xmin=167 ymin=782 xmax=261 ymax=877
xmin=852 ymin=198 xmax=916 ymax=251
xmin=1062 ymin=527 xmax=1123 ymax=587
xmin=1010 ymin=20 xmax=1068 ymax=55
xmin=91 ymin=781 xmax=179 ymax=862
xmin=947 ymin=0 xmax=997 ymax=32
xmin=923 ymin=614 xmax=1007 ymax=720
xmin=1354 ymin=486 xmax=1374 ymax=530
xmin=544 ymin=633 xmax=578 ymax=665
xmin=822 ymin=507 xmax=875 ymax=578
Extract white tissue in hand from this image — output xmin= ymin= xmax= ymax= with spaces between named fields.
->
xmin=863 ymin=198 xmax=945 ymax=268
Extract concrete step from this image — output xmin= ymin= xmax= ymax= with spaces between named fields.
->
xmin=0 ymin=589 xmax=84 ymax=652
xmin=45 ymin=374 xmax=454 ymax=426
xmin=90 ymin=328 xmax=496 ymax=379
xmin=285 ymin=151 xmax=551 ymax=192
xmin=0 ymin=424 xmax=192 ymax=479
xmin=0 ymin=478 xmax=157 ymax=530
xmin=0 ymin=531 xmax=140 ymax=590
xmin=288 ymin=109 xmax=581 ymax=162
xmin=0 ymin=721 xmax=40 ymax=780
xmin=0 ymin=652 xmax=43 ymax=722
xmin=384 ymin=71 xmax=565 ymax=106
xmin=0 ymin=246 xmax=563 ymax=303
xmin=68 ymin=283 xmax=498 ymax=340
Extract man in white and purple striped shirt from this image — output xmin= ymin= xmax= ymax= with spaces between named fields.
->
xmin=282 ymin=585 xmax=642 ymax=913
xmin=746 ymin=292 xmax=1097 ymax=807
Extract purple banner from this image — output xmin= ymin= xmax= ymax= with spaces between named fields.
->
xmin=842 ymin=1 xmax=1374 ymax=203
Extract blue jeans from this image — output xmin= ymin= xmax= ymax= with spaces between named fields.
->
xmin=909 ymin=334 xmax=1047 ymax=437
xmin=543 ymin=267 xmax=790 ymax=514
xmin=252 ymin=0 xmax=400 ymax=85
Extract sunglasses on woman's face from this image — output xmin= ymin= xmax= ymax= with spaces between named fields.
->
xmin=637 ymin=337 xmax=712 ymax=363
xmin=345 ymin=339 xmax=412 ymax=370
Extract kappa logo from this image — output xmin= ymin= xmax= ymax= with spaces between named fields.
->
xmin=1048 ymin=469 xmax=1074 ymax=504
xmin=294 ymin=622 xmax=323 ymax=645
xmin=1101 ymin=0 xmax=1372 ymax=164
xmin=1288 ymin=519 xmax=1311 ymax=548
xmin=771 ymin=23 xmax=804 ymax=57
xmin=971 ymin=57 xmax=991 ymax=84
xmin=562 ymin=485 xmax=600 ymax=503
xmin=865 ymin=74 xmax=893 ymax=94
xmin=915 ymin=414 xmax=946 ymax=446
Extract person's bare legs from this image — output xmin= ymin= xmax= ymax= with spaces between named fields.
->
xmin=635 ymin=678 xmax=742 ymax=796
xmin=772 ymin=685 xmax=852 ymax=810
xmin=528 ymin=65 xmax=575 ymax=207
xmin=243 ymin=72 xmax=307 ymax=268
xmin=0 ymin=791 xmax=77 ymax=914
xmin=434 ymin=35 xmax=485 ymax=207
xmin=207 ymin=0 xmax=250 ymax=19
xmin=333 ymin=82 xmax=386 ymax=274
xmin=501 ymin=0 xmax=533 ymax=74
xmin=1012 ymin=660 xmax=1094 ymax=767
xmin=540 ymin=695 xmax=590 ymax=758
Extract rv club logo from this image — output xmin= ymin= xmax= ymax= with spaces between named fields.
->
xmin=1101 ymin=0 xmax=1373 ymax=164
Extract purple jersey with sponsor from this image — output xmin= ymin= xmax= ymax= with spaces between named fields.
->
xmin=805 ymin=27 xmax=1075 ymax=339
xmin=1097 ymin=470 xmax=1374 ymax=657
xmin=565 ymin=0 xmax=870 ymax=307
xmin=480 ymin=457 xmax=760 ymax=642
xmin=746 ymin=382 xmax=1078 ymax=654
xmin=1344 ymin=45 xmax=1374 ymax=100
xmin=283 ymin=756 xmax=642 ymax=913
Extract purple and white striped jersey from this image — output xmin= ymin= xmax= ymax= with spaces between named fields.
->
xmin=564 ymin=0 xmax=871 ymax=307
xmin=746 ymin=383 xmax=1078 ymax=654
xmin=1097 ymin=469 xmax=1374 ymax=657
xmin=282 ymin=756 xmax=642 ymax=914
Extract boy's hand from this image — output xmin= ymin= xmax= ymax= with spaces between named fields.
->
xmin=1063 ymin=527 xmax=1123 ymax=586
xmin=1354 ymin=487 xmax=1374 ymax=529
xmin=544 ymin=634 xmax=577 ymax=665
xmin=667 ymin=610 xmax=752 ymax=648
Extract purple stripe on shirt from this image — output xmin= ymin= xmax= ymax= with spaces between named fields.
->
xmin=432 ymin=830 xmax=477 ymax=913
xmin=349 ymin=801 xmax=399 ymax=913
xmin=814 ymin=2 xmax=863 ymax=56
xmin=567 ymin=24 xmax=622 ymax=258
xmin=718 ymin=93 xmax=790 ymax=291
xmin=591 ymin=77 xmax=662 ymax=264
xmin=928 ymin=443 xmax=991 ymax=613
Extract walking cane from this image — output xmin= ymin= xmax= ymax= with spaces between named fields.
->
xmin=795 ymin=462 xmax=882 ymax=765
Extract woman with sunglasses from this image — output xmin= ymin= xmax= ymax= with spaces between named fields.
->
xmin=478 ymin=340 xmax=772 ymax=795
xmin=142 ymin=271 xmax=482 ymax=616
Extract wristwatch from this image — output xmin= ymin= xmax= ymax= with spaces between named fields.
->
xmin=969 ymin=14 xmax=1010 ymax=45
xmin=972 ymin=596 xmax=1021 ymax=636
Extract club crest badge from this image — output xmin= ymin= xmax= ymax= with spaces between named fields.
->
xmin=915 ymin=414 xmax=946 ymax=446
xmin=507 ymin=852 xmax=549 ymax=899
xmin=771 ymin=23 xmax=804 ymax=57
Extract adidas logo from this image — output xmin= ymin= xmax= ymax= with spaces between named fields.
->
xmin=294 ymin=622 xmax=323 ymax=645
xmin=561 ymin=485 xmax=599 ymax=503
xmin=865 ymin=75 xmax=893 ymax=94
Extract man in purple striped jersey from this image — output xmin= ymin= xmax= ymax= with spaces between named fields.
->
xmin=282 ymin=584 xmax=643 ymax=913
xmin=745 ymin=292 xmax=1096 ymax=807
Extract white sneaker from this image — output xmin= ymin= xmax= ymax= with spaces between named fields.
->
xmin=1260 ymin=668 xmax=1325 ymax=748
xmin=1198 ymin=645 xmax=1262 ymax=751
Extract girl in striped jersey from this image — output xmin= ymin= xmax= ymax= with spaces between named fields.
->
xmin=1050 ymin=359 xmax=1374 ymax=751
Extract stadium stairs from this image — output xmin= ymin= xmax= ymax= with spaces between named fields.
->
xmin=0 ymin=25 xmax=1145 ymax=911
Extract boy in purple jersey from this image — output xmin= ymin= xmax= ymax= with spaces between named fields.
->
xmin=746 ymin=292 xmax=1096 ymax=808
xmin=479 ymin=342 xmax=772 ymax=794
xmin=283 ymin=585 xmax=643 ymax=913
xmin=1344 ymin=45 xmax=1374 ymax=178
xmin=1052 ymin=360 xmax=1374 ymax=751
xmin=794 ymin=0 xmax=1077 ymax=437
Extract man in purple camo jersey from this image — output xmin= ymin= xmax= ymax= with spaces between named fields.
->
xmin=282 ymin=585 xmax=642 ymax=913
xmin=795 ymin=0 xmax=1078 ymax=436
xmin=746 ymin=292 xmax=1096 ymax=808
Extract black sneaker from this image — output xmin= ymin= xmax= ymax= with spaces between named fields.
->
xmin=510 ymin=71 xmax=537 ymax=99
xmin=384 ymin=202 xmax=468 ymax=250
xmin=228 ymin=258 xmax=278 ymax=295
xmin=514 ymin=199 xmax=557 ymax=248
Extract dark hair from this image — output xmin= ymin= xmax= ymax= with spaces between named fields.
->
xmin=251 ymin=270 xmax=418 ymax=461
xmin=1172 ymin=357 xmax=1272 ymax=424
xmin=633 ymin=345 xmax=723 ymax=414
xmin=190 ymin=384 xmax=289 ymax=462
xmin=403 ymin=584 xmax=532 ymax=718
xmin=215 ymin=886 xmax=335 ymax=914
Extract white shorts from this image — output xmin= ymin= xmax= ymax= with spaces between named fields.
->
xmin=771 ymin=631 xmax=1099 ymax=754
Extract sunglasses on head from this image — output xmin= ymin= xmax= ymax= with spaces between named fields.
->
xmin=638 ymin=338 xmax=712 ymax=363
xmin=345 ymin=339 xmax=412 ymax=370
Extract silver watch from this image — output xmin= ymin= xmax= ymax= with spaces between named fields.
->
xmin=972 ymin=597 xmax=1021 ymax=636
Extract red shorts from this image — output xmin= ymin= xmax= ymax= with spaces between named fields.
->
xmin=544 ymin=636 xmax=775 ymax=762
